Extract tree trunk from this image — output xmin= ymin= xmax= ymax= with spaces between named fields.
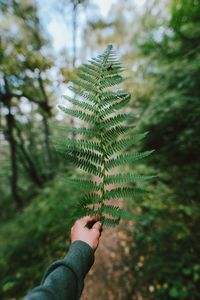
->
xmin=5 ymin=101 xmax=22 ymax=208
xmin=16 ymin=127 xmax=44 ymax=186
xmin=2 ymin=76 xmax=22 ymax=208
xmin=38 ymin=73 xmax=53 ymax=174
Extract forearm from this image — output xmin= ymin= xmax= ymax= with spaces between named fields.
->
xmin=24 ymin=241 xmax=94 ymax=300
xmin=25 ymin=266 xmax=78 ymax=300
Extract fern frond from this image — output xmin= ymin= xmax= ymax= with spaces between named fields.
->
xmin=101 ymin=90 xmax=129 ymax=105
xmin=105 ymin=150 xmax=154 ymax=170
xmin=66 ymin=148 xmax=103 ymax=166
xmin=105 ymin=187 xmax=146 ymax=200
xmin=53 ymin=137 xmax=102 ymax=153
xmin=75 ymin=150 xmax=103 ymax=166
xmin=82 ymin=207 xmax=102 ymax=216
xmin=54 ymin=44 xmax=154 ymax=227
xmin=77 ymin=73 xmax=98 ymax=86
xmin=58 ymin=105 xmax=97 ymax=125
xmin=102 ymin=204 xmax=122 ymax=218
xmin=59 ymin=148 xmax=103 ymax=166
xmin=103 ymin=125 xmax=135 ymax=143
xmin=105 ymin=173 xmax=155 ymax=185
xmin=80 ymin=62 xmax=125 ymax=78
xmin=88 ymin=59 xmax=102 ymax=68
xmin=106 ymin=132 xmax=148 ymax=155
xmin=101 ymin=113 xmax=133 ymax=130
xmin=72 ymin=79 xmax=99 ymax=95
xmin=68 ymin=87 xmax=98 ymax=105
xmin=80 ymin=63 xmax=102 ymax=77
xmin=62 ymin=96 xmax=97 ymax=114
xmin=100 ymin=94 xmax=131 ymax=118
xmin=60 ymin=177 xmax=101 ymax=192
xmin=66 ymin=154 xmax=102 ymax=176
xmin=79 ymin=64 xmax=99 ymax=78
xmin=78 ymin=193 xmax=102 ymax=207
xmin=100 ymin=75 xmax=125 ymax=89
xmin=102 ymin=216 xmax=120 ymax=227
xmin=76 ymin=206 xmax=102 ymax=219
xmin=50 ymin=124 xmax=96 ymax=137
xmin=55 ymin=146 xmax=103 ymax=167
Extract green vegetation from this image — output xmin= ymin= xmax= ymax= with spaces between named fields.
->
xmin=0 ymin=0 xmax=199 ymax=299
xmin=127 ymin=0 xmax=200 ymax=299
xmin=0 ymin=177 xmax=81 ymax=299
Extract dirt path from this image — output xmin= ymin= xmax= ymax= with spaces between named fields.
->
xmin=81 ymin=220 xmax=136 ymax=300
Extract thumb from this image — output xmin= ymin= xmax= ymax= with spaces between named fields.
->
xmin=92 ymin=221 xmax=102 ymax=231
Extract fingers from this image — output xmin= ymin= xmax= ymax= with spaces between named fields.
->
xmin=91 ymin=221 xmax=103 ymax=240
xmin=92 ymin=221 xmax=102 ymax=231
xmin=71 ymin=216 xmax=103 ymax=250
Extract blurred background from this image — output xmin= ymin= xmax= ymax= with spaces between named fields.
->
xmin=0 ymin=0 xmax=200 ymax=299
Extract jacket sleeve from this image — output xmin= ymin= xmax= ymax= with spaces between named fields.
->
xmin=24 ymin=240 xmax=95 ymax=300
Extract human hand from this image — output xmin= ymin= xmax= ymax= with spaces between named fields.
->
xmin=71 ymin=216 xmax=102 ymax=251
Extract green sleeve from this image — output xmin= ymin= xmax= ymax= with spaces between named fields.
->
xmin=24 ymin=240 xmax=94 ymax=300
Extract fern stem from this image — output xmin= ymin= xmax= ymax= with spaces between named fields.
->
xmin=96 ymin=47 xmax=112 ymax=223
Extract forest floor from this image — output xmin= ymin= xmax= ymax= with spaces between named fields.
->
xmin=80 ymin=173 xmax=143 ymax=300
xmin=81 ymin=219 xmax=137 ymax=300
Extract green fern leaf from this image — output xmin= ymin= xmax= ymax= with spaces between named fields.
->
xmin=60 ymin=178 xmax=101 ymax=192
xmin=72 ymin=79 xmax=99 ymax=95
xmin=102 ymin=216 xmax=120 ymax=227
xmin=50 ymin=124 xmax=96 ymax=137
xmin=78 ymin=193 xmax=102 ymax=207
xmin=72 ymin=150 xmax=103 ymax=166
xmin=103 ymin=125 xmax=135 ymax=143
xmin=62 ymin=96 xmax=97 ymax=114
xmin=53 ymin=137 xmax=102 ymax=153
xmin=60 ymin=148 xmax=103 ymax=166
xmin=105 ymin=173 xmax=155 ymax=185
xmin=105 ymin=132 xmax=149 ymax=155
xmin=105 ymin=150 xmax=154 ymax=170
xmin=100 ymin=94 xmax=131 ymax=118
xmin=101 ymin=91 xmax=129 ymax=106
xmin=105 ymin=187 xmax=146 ymax=200
xmin=77 ymin=73 xmax=98 ymax=86
xmin=102 ymin=205 xmax=122 ymax=218
xmin=101 ymin=113 xmax=133 ymax=129
xmin=58 ymin=105 xmax=97 ymax=125
xmin=100 ymin=75 xmax=125 ymax=89
xmin=68 ymin=87 xmax=98 ymax=105
xmin=54 ymin=44 xmax=154 ymax=227
xmin=66 ymin=154 xmax=102 ymax=176
xmin=79 ymin=64 xmax=98 ymax=77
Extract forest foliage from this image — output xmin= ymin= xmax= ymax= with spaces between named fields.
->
xmin=0 ymin=0 xmax=199 ymax=299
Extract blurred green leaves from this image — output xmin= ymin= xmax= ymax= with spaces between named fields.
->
xmin=0 ymin=176 xmax=81 ymax=299
xmin=128 ymin=0 xmax=200 ymax=299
